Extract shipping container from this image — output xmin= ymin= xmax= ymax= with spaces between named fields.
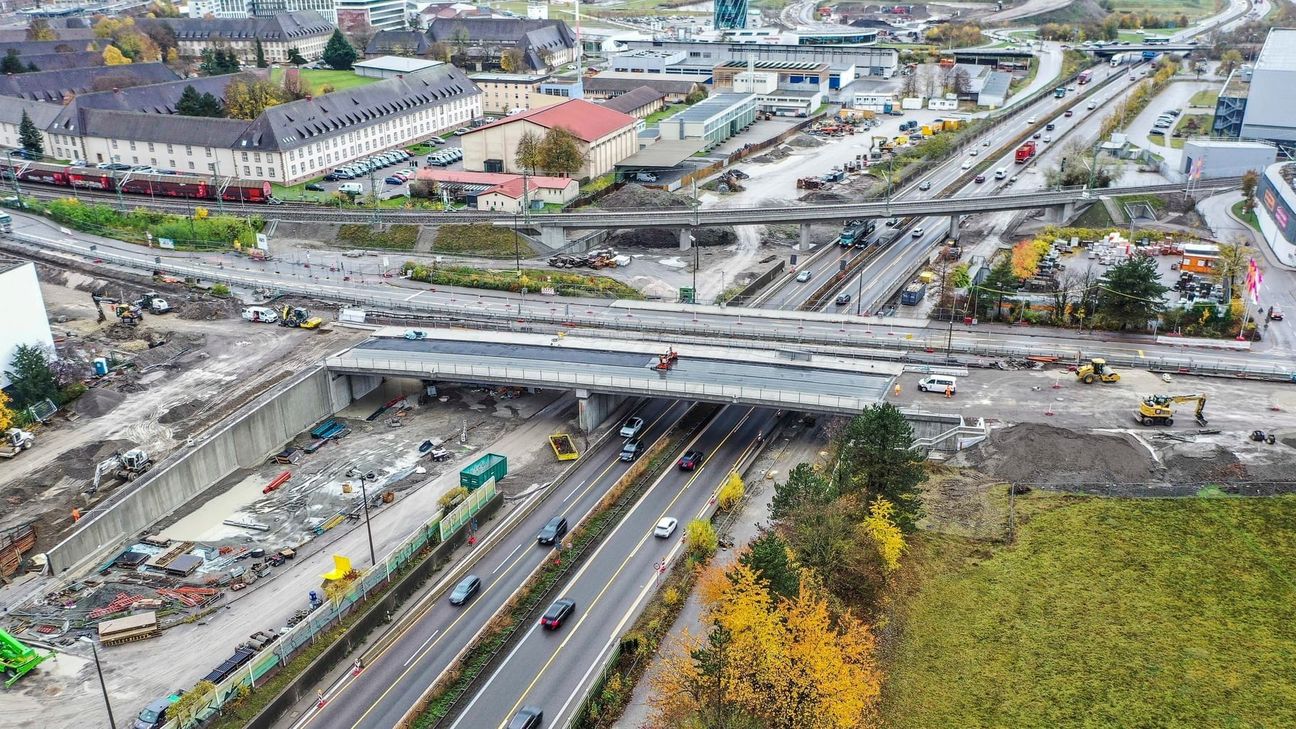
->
xmin=461 ymin=453 xmax=507 ymax=490
xmin=900 ymin=282 xmax=927 ymax=305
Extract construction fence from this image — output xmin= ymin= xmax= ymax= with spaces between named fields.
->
xmin=163 ymin=480 xmax=498 ymax=729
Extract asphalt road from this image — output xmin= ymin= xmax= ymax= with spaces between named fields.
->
xmin=286 ymin=398 xmax=691 ymax=729
xmin=445 ymin=405 xmax=768 ymax=729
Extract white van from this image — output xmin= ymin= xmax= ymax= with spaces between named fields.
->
xmin=918 ymin=375 xmax=957 ymax=394
xmin=994 ymin=168 xmax=1008 ymax=180
xmin=338 ymin=182 xmax=364 ymax=195
xmin=242 ymin=306 xmax=278 ymax=323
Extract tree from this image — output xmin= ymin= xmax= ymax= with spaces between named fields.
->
xmin=169 ymin=680 xmax=215 ymax=726
xmin=5 ymin=344 xmax=59 ymax=409
xmin=499 ymin=47 xmax=524 ymax=73
xmin=103 ymin=44 xmax=131 ymax=65
xmin=952 ymin=67 xmax=972 ymax=96
xmin=1011 ymin=238 xmax=1050 ymax=279
xmin=900 ymin=67 xmax=920 ymax=98
xmin=223 ymin=78 xmax=283 ymax=119
xmin=322 ymin=29 xmax=357 ymax=70
xmin=0 ymin=390 xmax=12 ymax=431
xmin=166 ymin=47 xmax=178 ymax=64
xmin=451 ymin=23 xmax=471 ymax=49
xmin=1215 ymin=239 xmax=1250 ymax=301
xmin=287 ymin=46 xmax=307 ymax=65
xmin=26 ymin=19 xmax=56 ymax=41
xmin=770 ymin=462 xmax=834 ymax=522
xmin=24 ymin=61 xmax=37 ymax=72
xmin=430 ymin=41 xmax=452 ymax=63
xmin=1220 ymin=49 xmax=1244 ymax=75
xmin=1046 ymin=141 xmax=1120 ymax=189
xmin=281 ymin=69 xmax=308 ymax=100
xmin=146 ymin=0 xmax=182 ymax=16
xmin=536 ymin=126 xmax=586 ymax=177
xmin=0 ymin=49 xmax=24 ymax=74
xmin=514 ymin=129 xmax=543 ymax=173
xmin=835 ymin=404 xmax=926 ymax=531
xmin=200 ymin=47 xmax=239 ymax=75
xmin=972 ymin=255 xmax=1017 ymax=320
xmin=1095 ymin=255 xmax=1169 ymax=330
xmin=141 ymin=22 xmax=177 ymax=59
xmin=254 ymin=39 xmax=267 ymax=68
xmin=739 ymin=528 xmax=800 ymax=600
xmin=18 ymin=110 xmax=43 ymax=156
xmin=176 ymin=84 xmax=224 ymax=117
xmin=860 ymin=497 xmax=903 ymax=572
xmin=1241 ymin=169 xmax=1259 ymax=214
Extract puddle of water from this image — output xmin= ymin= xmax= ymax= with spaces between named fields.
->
xmin=157 ymin=472 xmax=279 ymax=542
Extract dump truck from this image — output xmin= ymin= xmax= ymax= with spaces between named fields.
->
xmin=1015 ymin=141 xmax=1037 ymax=164
xmin=0 ymin=428 xmax=34 ymax=458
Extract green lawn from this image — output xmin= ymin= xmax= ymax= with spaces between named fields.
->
xmin=643 ymin=104 xmax=684 ymax=127
xmin=1232 ymin=199 xmax=1261 ymax=231
xmin=269 ymin=68 xmax=380 ymax=95
xmin=884 ymin=494 xmax=1296 ymax=728
xmin=1009 ymin=56 xmax=1040 ymax=94
xmin=1106 ymin=0 xmax=1224 ymax=18
xmin=1188 ymin=90 xmax=1219 ymax=108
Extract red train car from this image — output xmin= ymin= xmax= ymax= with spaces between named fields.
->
xmin=0 ymin=159 xmax=274 ymax=204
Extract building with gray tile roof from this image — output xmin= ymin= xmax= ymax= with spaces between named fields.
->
xmin=12 ymin=50 xmax=106 ymax=72
xmin=365 ymin=30 xmax=432 ymax=57
xmin=0 ymin=62 xmax=180 ymax=103
xmin=425 ymin=18 xmax=577 ymax=72
xmin=138 ymin=11 xmax=335 ymax=64
xmin=599 ymin=85 xmax=666 ymax=119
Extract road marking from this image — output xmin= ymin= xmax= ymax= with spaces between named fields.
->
xmin=562 ymin=480 xmax=587 ymax=503
xmin=404 ymin=630 xmax=440 ymax=667
xmin=489 ymin=408 xmax=756 ymax=728
xmin=493 ymin=544 xmax=521 ymax=574
xmin=405 ymin=290 xmax=422 ymax=302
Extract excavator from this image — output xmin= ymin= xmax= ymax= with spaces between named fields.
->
xmin=1076 ymin=358 xmax=1120 ymax=384
xmin=1136 ymin=394 xmax=1208 ymax=427
xmin=88 ymin=449 xmax=153 ymax=495
xmin=277 ymin=305 xmax=323 ymax=330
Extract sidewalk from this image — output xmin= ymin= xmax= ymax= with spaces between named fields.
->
xmin=612 ymin=420 xmax=828 ymax=729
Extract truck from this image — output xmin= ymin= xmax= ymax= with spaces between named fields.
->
xmin=1142 ymin=49 xmax=1159 ymax=60
xmin=241 ymin=306 xmax=278 ymax=323
xmin=1054 ymin=86 xmax=1066 ymax=98
xmin=1110 ymin=52 xmax=1135 ymax=67
xmin=1077 ymin=69 xmax=1094 ymax=85
xmin=900 ymin=282 xmax=927 ymax=305
xmin=1015 ymin=141 xmax=1037 ymax=164
xmin=839 ymin=219 xmax=877 ymax=247
xmin=0 ymin=428 xmax=34 ymax=458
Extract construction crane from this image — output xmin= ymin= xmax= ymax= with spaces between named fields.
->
xmin=1076 ymin=358 xmax=1120 ymax=384
xmin=1136 ymin=394 xmax=1208 ymax=427
xmin=89 ymin=449 xmax=153 ymax=494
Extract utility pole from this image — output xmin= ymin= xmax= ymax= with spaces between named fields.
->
xmin=369 ymin=167 xmax=380 ymax=225
xmin=3 ymin=150 xmax=22 ymax=204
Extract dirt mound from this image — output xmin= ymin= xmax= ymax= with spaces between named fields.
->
xmin=73 ymin=387 xmax=126 ymax=419
xmin=787 ymin=134 xmax=825 ymax=148
xmin=951 ymin=423 xmax=1157 ymax=484
xmin=607 ymin=227 xmax=737 ymax=249
xmin=1163 ymin=445 xmax=1246 ymax=483
xmin=752 ymin=148 xmax=791 ymax=163
xmin=802 ymin=191 xmax=853 ymax=204
xmin=176 ymin=299 xmax=239 ymax=321
xmin=159 ymin=398 xmax=208 ymax=425
xmin=597 ymin=184 xmax=691 ymax=211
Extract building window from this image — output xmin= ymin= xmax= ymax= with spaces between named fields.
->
xmin=208 ymin=163 xmax=215 ymax=171
xmin=268 ymin=168 xmax=275 ymax=178
xmin=256 ymin=166 xmax=262 ymax=176
xmin=130 ymin=141 xmax=136 ymax=150
xmin=167 ymin=144 xmax=173 ymax=154
xmin=206 ymin=147 xmax=213 ymax=157
xmin=244 ymin=166 xmax=250 ymax=175
xmin=188 ymin=161 xmax=195 ymax=169
xmin=186 ymin=146 xmax=192 ymax=154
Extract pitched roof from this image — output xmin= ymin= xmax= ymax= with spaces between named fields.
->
xmin=49 ymin=73 xmax=258 ymax=129
xmin=0 ymin=97 xmax=61 ymax=128
xmin=0 ymin=62 xmax=179 ymax=103
xmin=141 ymin=11 xmax=334 ymax=43
xmin=0 ymin=39 xmax=101 ymax=57
xmin=414 ymin=168 xmax=575 ymax=190
xmin=467 ymin=99 xmax=635 ymax=143
xmin=426 ymin=17 xmax=574 ymax=46
xmin=365 ymin=30 xmax=432 ymax=56
xmin=13 ymin=50 xmax=105 ymax=72
xmin=74 ymin=109 xmax=254 ymax=148
xmin=599 ymin=86 xmax=666 ymax=115
xmin=583 ymin=72 xmax=703 ymax=96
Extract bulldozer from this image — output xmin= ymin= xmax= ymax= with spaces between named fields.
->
xmin=1076 ymin=358 xmax=1120 ymax=384
xmin=1136 ymin=394 xmax=1208 ymax=427
xmin=277 ymin=305 xmax=322 ymax=329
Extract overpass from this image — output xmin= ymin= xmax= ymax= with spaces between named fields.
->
xmin=1087 ymin=44 xmax=1198 ymax=55
xmin=324 ymin=330 xmax=898 ymax=427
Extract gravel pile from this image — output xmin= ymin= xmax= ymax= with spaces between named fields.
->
xmin=1163 ymin=445 xmax=1244 ymax=483
xmin=74 ymin=387 xmax=126 ymax=419
xmin=951 ymin=423 xmax=1158 ymax=484
xmin=787 ymin=134 xmax=825 ymax=148
xmin=159 ymin=398 xmax=208 ymax=425
xmin=177 ymin=299 xmax=239 ymax=321
xmin=597 ymin=184 xmax=691 ymax=211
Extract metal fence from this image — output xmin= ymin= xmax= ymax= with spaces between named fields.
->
xmin=158 ymin=480 xmax=495 ymax=729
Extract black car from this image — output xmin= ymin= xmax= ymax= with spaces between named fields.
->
xmin=1032 ymin=132 xmax=1042 ymax=139
xmin=305 ymin=182 xmax=326 ymax=191
xmin=537 ymin=516 xmax=567 ymax=545
xmin=1045 ymin=123 xmax=1056 ymax=131
xmin=508 ymin=707 xmax=544 ymax=729
xmin=678 ymin=450 xmax=703 ymax=471
xmin=449 ymin=574 xmax=481 ymax=605
xmin=540 ymin=598 xmax=575 ymax=630
xmin=835 ymin=292 xmax=852 ymax=305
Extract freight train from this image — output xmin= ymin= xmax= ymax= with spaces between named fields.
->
xmin=0 ymin=159 xmax=275 ymax=204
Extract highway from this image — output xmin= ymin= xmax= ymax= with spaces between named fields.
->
xmin=286 ymin=398 xmax=694 ymax=729
xmin=443 ymin=405 xmax=766 ymax=729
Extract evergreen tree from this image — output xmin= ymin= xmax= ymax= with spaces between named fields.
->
xmin=0 ymin=48 xmax=24 ymax=74
xmin=197 ymin=91 xmax=224 ymax=117
xmin=322 ymin=29 xmax=357 ymax=70
xmin=835 ymin=404 xmax=927 ymax=532
xmin=287 ymin=46 xmax=306 ymax=65
xmin=4 ymin=344 xmax=59 ymax=409
xmin=972 ymin=255 xmax=1018 ymax=321
xmin=18 ymin=110 xmax=44 ymax=156
xmin=25 ymin=61 xmax=38 ymax=72
xmin=175 ymin=83 xmax=202 ymax=115
xmin=739 ymin=528 xmax=801 ymax=600
xmin=254 ymin=39 xmax=267 ymax=68
xmin=1096 ymin=256 xmax=1169 ymax=330
xmin=770 ymin=462 xmax=834 ymax=522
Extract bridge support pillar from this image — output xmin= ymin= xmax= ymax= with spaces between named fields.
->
xmin=349 ymin=374 xmax=382 ymax=401
xmin=575 ymin=389 xmax=623 ymax=433
xmin=678 ymin=227 xmax=692 ymax=251
xmin=948 ymin=215 xmax=962 ymax=242
xmin=1043 ymin=202 xmax=1075 ymax=224
xmin=798 ymin=223 xmax=811 ymax=250
xmin=539 ymin=226 xmax=569 ymax=250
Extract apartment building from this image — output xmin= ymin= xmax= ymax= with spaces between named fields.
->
xmin=140 ymin=11 xmax=335 ymax=64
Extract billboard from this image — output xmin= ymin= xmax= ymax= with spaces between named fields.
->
xmin=1259 ymin=174 xmax=1296 ymax=242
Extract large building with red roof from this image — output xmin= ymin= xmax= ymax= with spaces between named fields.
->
xmin=460 ymin=99 xmax=638 ymax=181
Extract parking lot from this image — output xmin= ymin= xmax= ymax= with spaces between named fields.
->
xmin=276 ymin=133 xmax=466 ymax=202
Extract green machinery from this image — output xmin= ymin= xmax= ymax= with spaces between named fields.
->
xmin=0 ymin=627 xmax=50 ymax=686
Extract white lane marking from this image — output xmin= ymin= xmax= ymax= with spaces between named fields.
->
xmin=562 ymin=479 xmax=587 ymax=503
xmin=405 ymin=290 xmax=423 ymax=302
xmin=404 ymin=629 xmax=441 ymax=668
xmin=446 ymin=621 xmax=543 ymax=729
xmin=493 ymin=544 xmax=522 ymax=574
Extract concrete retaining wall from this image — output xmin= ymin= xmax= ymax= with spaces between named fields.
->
xmin=47 ymin=365 xmax=353 ymax=576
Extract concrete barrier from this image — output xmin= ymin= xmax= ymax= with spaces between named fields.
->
xmin=46 ymin=365 xmax=353 ymax=575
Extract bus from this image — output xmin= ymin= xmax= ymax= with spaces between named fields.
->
xmin=0 ymin=212 xmax=11 ymax=233
xmin=1145 ymin=36 xmax=1170 ymax=45
xmin=1077 ymin=69 xmax=1094 ymax=84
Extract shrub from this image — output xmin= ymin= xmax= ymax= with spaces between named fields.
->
xmin=210 ymin=283 xmax=230 ymax=297
xmin=717 ymin=471 xmax=745 ymax=509
xmin=338 ymin=223 xmax=419 ymax=250
xmin=685 ymin=519 xmax=717 ymax=559
xmin=438 ymin=486 xmax=468 ymax=510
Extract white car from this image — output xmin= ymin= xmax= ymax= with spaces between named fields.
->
xmin=619 ymin=416 xmax=644 ymax=439
xmin=1027 ymin=116 xmax=1038 ymax=124
xmin=911 ymin=227 xmax=925 ymax=238
xmin=654 ymin=517 xmax=678 ymax=538
xmin=969 ymin=149 xmax=979 ymax=157
xmin=796 ymin=270 xmax=813 ymax=282
xmin=961 ymin=160 xmax=973 ymax=170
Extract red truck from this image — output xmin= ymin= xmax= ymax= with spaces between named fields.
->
xmin=1015 ymin=141 xmax=1037 ymax=164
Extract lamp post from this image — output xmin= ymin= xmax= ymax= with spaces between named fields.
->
xmin=357 ymin=470 xmax=378 ymax=566
xmin=79 ymin=637 xmax=116 ymax=729
xmin=513 ymin=211 xmax=521 ymax=275
xmin=111 ymin=155 xmax=125 ymax=212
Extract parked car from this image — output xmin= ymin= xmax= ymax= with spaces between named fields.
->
xmin=619 ymin=417 xmax=645 ymax=438
xmin=795 ymin=270 xmax=813 ymax=282
xmin=133 ymin=696 xmax=178 ymax=729
xmin=654 ymin=517 xmax=678 ymax=538
xmin=540 ymin=598 xmax=575 ymax=630
xmin=384 ymin=176 xmax=405 ymax=185
xmin=448 ymin=575 xmax=481 ymax=605
xmin=453 ymin=128 xmax=469 ymax=136
xmin=1269 ymin=305 xmax=1285 ymax=321
xmin=305 ymin=182 xmax=326 ymax=191
xmin=678 ymin=450 xmax=703 ymax=471
xmin=537 ymin=516 xmax=568 ymax=545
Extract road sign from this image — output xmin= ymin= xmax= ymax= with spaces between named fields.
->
xmin=679 ymin=287 xmax=695 ymax=304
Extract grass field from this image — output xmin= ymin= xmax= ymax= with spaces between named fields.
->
xmin=269 ymin=68 xmax=380 ymax=95
xmin=1106 ymin=0 xmax=1223 ymax=19
xmin=884 ymin=494 xmax=1296 ymax=728
xmin=1189 ymin=90 xmax=1219 ymax=108
xmin=1232 ymin=199 xmax=1261 ymax=231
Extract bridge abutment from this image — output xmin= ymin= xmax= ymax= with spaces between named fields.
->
xmin=948 ymin=214 xmax=962 ymax=242
xmin=349 ymin=374 xmax=382 ymax=401
xmin=798 ymin=223 xmax=811 ymax=250
xmin=539 ymin=226 xmax=569 ymax=250
xmin=575 ymin=388 xmax=624 ymax=433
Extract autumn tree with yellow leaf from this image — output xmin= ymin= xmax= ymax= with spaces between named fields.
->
xmin=1011 ymin=238 xmax=1051 ymax=280
xmin=0 ymin=390 xmax=15 ymax=431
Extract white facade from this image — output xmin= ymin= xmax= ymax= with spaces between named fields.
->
xmin=733 ymin=71 xmax=777 ymax=94
xmin=336 ymin=0 xmax=407 ymax=31
xmin=0 ymin=262 xmax=55 ymax=390
xmin=175 ymin=32 xmax=330 ymax=64
xmin=190 ymin=0 xmax=338 ymax=22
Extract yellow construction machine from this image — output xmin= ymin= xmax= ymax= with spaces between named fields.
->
xmin=1136 ymin=394 xmax=1208 ymax=427
xmin=1076 ymin=358 xmax=1120 ymax=384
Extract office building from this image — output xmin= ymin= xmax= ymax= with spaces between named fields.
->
xmin=1255 ymin=162 xmax=1296 ymax=266
xmin=336 ymin=0 xmax=407 ymax=32
xmin=713 ymin=0 xmax=747 ymax=30
xmin=657 ymin=93 xmax=756 ymax=149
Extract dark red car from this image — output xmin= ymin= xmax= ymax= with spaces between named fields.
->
xmin=678 ymin=450 xmax=703 ymax=471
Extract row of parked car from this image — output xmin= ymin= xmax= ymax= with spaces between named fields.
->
xmin=324 ymin=149 xmax=415 ymax=181
xmin=1153 ymin=108 xmax=1182 ymax=132
xmin=426 ymin=147 xmax=463 ymax=167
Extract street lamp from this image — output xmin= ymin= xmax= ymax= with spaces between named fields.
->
xmin=79 ymin=637 xmax=117 ymax=729
xmin=356 ymin=470 xmax=378 ymax=567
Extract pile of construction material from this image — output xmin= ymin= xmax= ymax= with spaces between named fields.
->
xmin=547 ymin=248 xmax=630 ymax=269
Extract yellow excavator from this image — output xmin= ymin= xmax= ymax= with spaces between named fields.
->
xmin=1136 ymin=394 xmax=1208 ymax=427
xmin=1076 ymin=358 xmax=1120 ymax=384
